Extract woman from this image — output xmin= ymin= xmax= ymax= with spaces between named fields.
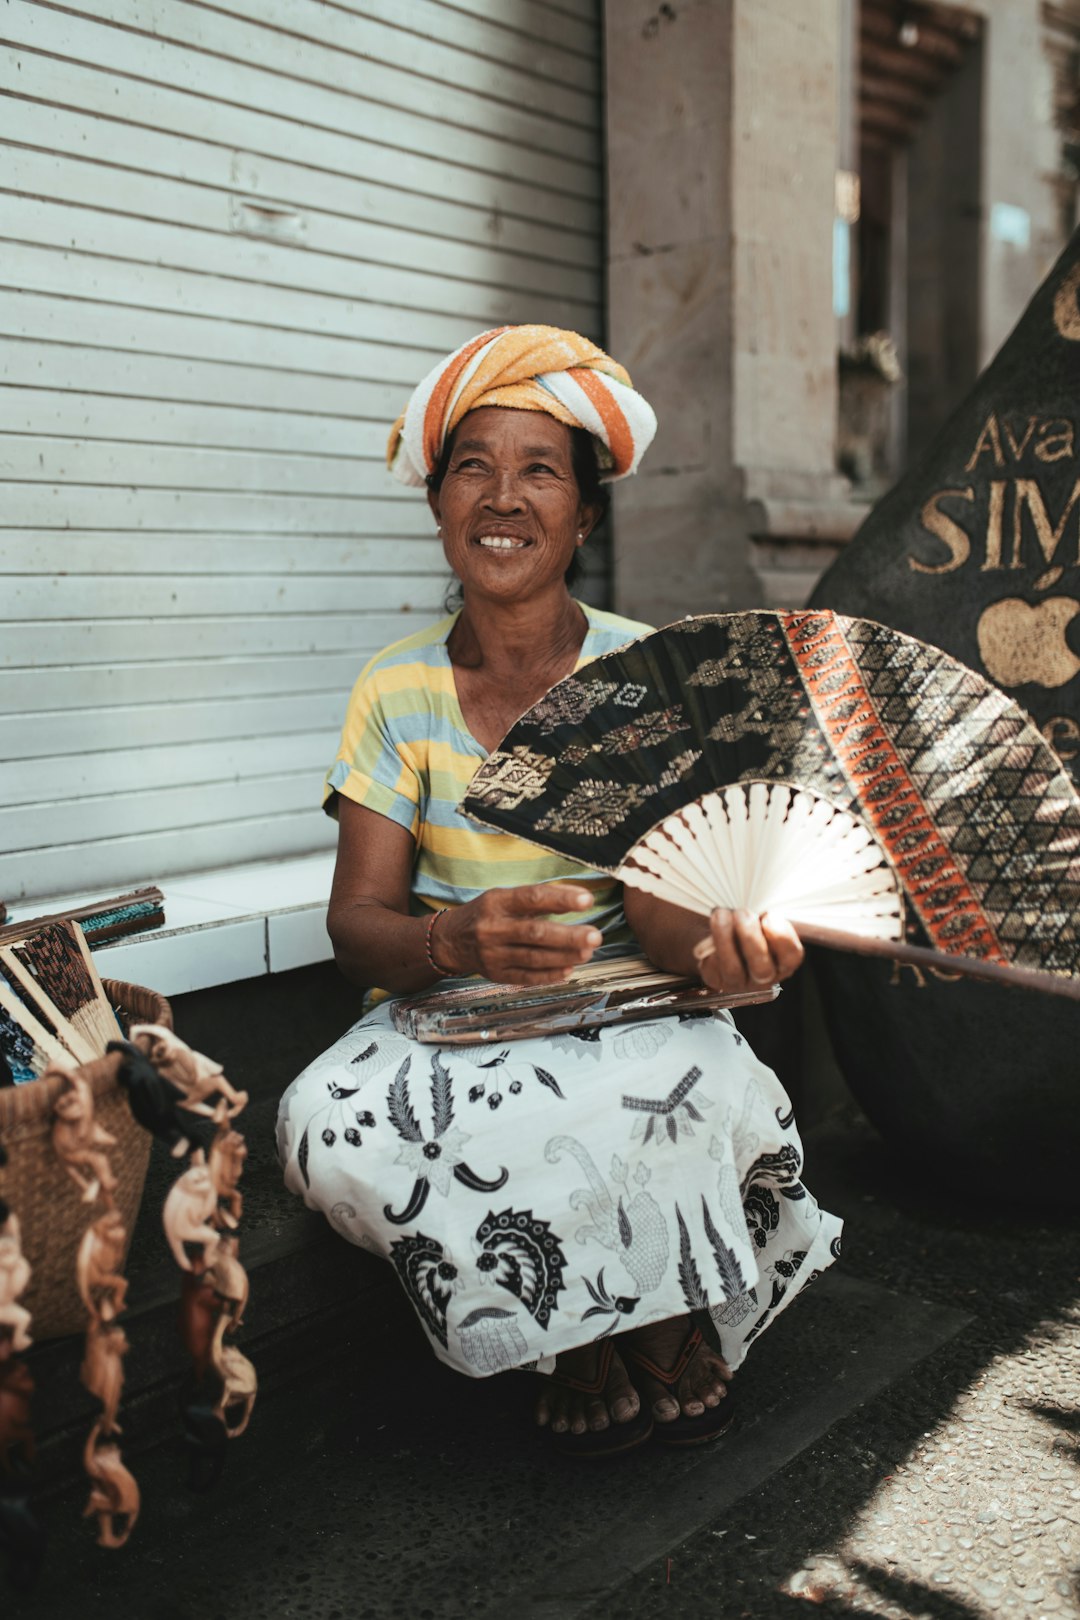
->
xmin=278 ymin=325 xmax=842 ymax=1455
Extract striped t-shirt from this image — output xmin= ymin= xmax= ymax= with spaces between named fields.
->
xmin=324 ymin=603 xmax=652 ymax=938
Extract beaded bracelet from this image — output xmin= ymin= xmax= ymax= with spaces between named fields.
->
xmin=424 ymin=907 xmax=452 ymax=977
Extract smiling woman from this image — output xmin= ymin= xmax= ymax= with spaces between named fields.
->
xmin=276 ymin=324 xmax=842 ymax=1458
xmin=430 ymin=411 xmax=599 ymax=618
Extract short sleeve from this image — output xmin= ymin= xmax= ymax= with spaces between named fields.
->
xmin=323 ymin=663 xmax=421 ymax=837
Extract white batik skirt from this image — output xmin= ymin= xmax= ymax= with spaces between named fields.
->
xmin=277 ymin=1004 xmax=842 ymax=1378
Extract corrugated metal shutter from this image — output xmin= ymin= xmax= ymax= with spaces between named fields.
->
xmin=1 ymin=0 xmax=603 ymax=900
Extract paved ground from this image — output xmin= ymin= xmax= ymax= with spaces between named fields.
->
xmin=11 ymin=1100 xmax=1079 ymax=1620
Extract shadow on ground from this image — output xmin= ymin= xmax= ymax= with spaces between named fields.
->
xmin=10 ymin=1098 xmax=1079 ymax=1620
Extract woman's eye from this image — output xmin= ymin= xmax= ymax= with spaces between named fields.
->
xmin=529 ymin=462 xmax=555 ymax=475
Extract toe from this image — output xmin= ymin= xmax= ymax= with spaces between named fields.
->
xmin=550 ymin=1389 xmax=571 ymax=1433
xmin=586 ymin=1396 xmax=610 ymax=1432
xmin=611 ymin=1390 xmax=639 ymax=1424
xmin=681 ymin=1351 xmax=729 ymax=1416
xmin=605 ymin=1353 xmax=640 ymax=1426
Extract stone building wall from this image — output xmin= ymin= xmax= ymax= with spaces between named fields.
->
xmin=606 ymin=0 xmax=1077 ymax=624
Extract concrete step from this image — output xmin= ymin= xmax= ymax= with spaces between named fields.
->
xmin=28 ymin=1212 xmax=394 ymax=1492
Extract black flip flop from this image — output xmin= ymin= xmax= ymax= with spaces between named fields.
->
xmin=623 ymin=1325 xmax=735 ymax=1447
xmin=541 ymin=1338 xmax=654 ymax=1459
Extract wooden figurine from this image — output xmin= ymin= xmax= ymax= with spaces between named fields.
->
xmin=82 ymin=1427 xmax=140 ymax=1550
xmin=51 ymin=1070 xmax=118 ymax=1204
xmin=80 ymin=1323 xmax=129 ymax=1438
xmin=50 ymin=1063 xmax=141 ymax=1549
xmin=162 ymin=1150 xmax=220 ymax=1271
xmin=208 ymin=1128 xmax=247 ymax=1229
xmin=76 ymin=1207 xmax=128 ymax=1322
xmin=128 ymin=1025 xmax=249 ymax=1121
xmin=205 ymin=1235 xmax=249 ymax=1327
xmin=0 ymin=1212 xmax=32 ymax=1354
xmin=179 ymin=1273 xmax=221 ymax=1382
xmin=212 ymin=1340 xmax=258 ymax=1440
xmin=111 ymin=1040 xmax=210 ymax=1158
xmin=131 ymin=1027 xmax=258 ymax=1468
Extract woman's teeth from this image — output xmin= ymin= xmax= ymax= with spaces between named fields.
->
xmin=478 ymin=536 xmax=527 ymax=549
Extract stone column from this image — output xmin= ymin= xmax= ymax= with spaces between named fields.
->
xmin=606 ymin=0 xmax=854 ymax=624
xmin=976 ymin=0 xmax=1062 ymax=364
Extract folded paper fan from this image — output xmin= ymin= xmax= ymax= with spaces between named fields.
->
xmin=462 ymin=610 xmax=1080 ymax=999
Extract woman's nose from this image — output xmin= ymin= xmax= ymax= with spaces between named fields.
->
xmin=485 ymin=469 xmax=525 ymax=511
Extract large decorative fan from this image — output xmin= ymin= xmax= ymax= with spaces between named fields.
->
xmin=462 ymin=610 xmax=1080 ymax=999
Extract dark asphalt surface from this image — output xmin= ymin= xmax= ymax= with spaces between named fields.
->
xmin=11 ymin=1100 xmax=1079 ymax=1620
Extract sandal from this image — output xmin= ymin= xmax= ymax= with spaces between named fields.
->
xmin=540 ymin=1339 xmax=654 ymax=1459
xmin=623 ymin=1325 xmax=735 ymax=1448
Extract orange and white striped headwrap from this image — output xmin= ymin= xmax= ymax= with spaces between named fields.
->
xmin=386 ymin=324 xmax=657 ymax=487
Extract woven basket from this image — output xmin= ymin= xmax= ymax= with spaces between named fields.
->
xmin=0 ymin=977 xmax=171 ymax=1340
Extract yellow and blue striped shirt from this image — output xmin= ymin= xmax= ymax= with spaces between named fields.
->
xmin=324 ymin=604 xmax=652 ymax=937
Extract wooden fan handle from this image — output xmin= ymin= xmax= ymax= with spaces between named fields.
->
xmin=694 ymin=926 xmax=1080 ymax=1001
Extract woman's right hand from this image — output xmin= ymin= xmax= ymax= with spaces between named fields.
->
xmin=431 ymin=883 xmax=603 ymax=985
xmin=692 ymin=907 xmax=804 ymax=993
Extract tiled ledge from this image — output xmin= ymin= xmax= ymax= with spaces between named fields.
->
xmin=9 ymin=853 xmax=336 ymax=997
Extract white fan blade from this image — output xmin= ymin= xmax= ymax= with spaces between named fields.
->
xmin=618 ymin=783 xmax=904 ymax=943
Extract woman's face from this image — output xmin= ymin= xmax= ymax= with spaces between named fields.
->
xmin=427 ymin=407 xmax=600 ymax=605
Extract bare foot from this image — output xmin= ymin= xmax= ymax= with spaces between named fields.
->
xmin=623 ymin=1317 xmax=731 ymax=1423
xmin=535 ymin=1341 xmax=641 ymax=1435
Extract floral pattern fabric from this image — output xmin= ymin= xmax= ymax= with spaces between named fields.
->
xmin=277 ymin=1002 xmax=842 ymax=1377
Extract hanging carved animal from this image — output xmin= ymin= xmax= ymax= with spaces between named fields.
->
xmin=179 ymin=1273 xmax=221 ymax=1382
xmin=110 ymin=1039 xmax=213 ymax=1157
xmin=0 ymin=1213 xmax=32 ymax=1354
xmin=82 ymin=1429 xmax=140 ymax=1550
xmin=76 ymin=1207 xmax=128 ymax=1322
xmin=205 ymin=1236 xmax=249 ymax=1326
xmin=128 ymin=1025 xmax=248 ymax=1120
xmin=80 ymin=1324 xmax=129 ymax=1438
xmin=162 ymin=1151 xmax=219 ymax=1271
xmin=208 ymin=1129 xmax=247 ymax=1229
xmin=51 ymin=1072 xmax=118 ymax=1204
xmin=212 ymin=1342 xmax=257 ymax=1439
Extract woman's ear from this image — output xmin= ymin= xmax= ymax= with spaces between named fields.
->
xmin=426 ymin=485 xmax=442 ymax=530
xmin=577 ymin=501 xmax=603 ymax=544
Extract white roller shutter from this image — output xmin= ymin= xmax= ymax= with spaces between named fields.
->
xmin=0 ymin=0 xmax=603 ymax=900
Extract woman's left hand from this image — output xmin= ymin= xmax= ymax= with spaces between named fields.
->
xmin=693 ymin=908 xmax=804 ymax=994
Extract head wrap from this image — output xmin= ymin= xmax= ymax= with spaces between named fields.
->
xmin=386 ymin=324 xmax=657 ymax=487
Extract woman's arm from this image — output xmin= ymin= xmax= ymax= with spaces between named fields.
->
xmin=327 ymin=798 xmax=605 ymax=994
xmin=623 ymin=887 xmax=804 ymax=994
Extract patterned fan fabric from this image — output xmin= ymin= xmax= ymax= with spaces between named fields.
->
xmin=463 ymin=610 xmax=1080 ymax=975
